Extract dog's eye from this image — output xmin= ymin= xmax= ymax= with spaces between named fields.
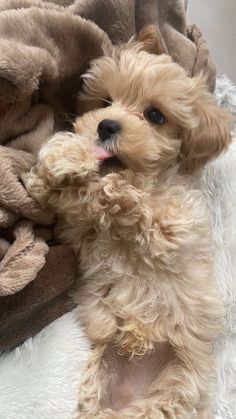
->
xmin=103 ymin=98 xmax=113 ymax=108
xmin=144 ymin=107 xmax=166 ymax=125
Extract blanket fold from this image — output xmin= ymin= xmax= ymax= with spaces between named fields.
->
xmin=0 ymin=221 xmax=49 ymax=297
xmin=0 ymin=0 xmax=216 ymax=350
xmin=0 ymin=244 xmax=76 ymax=350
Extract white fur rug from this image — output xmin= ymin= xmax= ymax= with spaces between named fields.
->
xmin=0 ymin=311 xmax=90 ymax=419
xmin=202 ymin=74 xmax=236 ymax=419
xmin=0 ymin=75 xmax=236 ymax=419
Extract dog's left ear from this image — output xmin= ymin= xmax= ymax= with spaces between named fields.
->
xmin=179 ymin=79 xmax=233 ymax=173
xmin=137 ymin=25 xmax=167 ymax=55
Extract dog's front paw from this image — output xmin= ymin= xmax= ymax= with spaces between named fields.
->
xmin=37 ymin=131 xmax=98 ymax=187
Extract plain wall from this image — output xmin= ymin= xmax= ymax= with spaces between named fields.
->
xmin=187 ymin=0 xmax=236 ymax=83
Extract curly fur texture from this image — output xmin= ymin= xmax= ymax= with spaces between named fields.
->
xmin=24 ymin=30 xmax=233 ymax=419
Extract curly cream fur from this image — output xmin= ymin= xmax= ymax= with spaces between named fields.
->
xmin=24 ymin=38 xmax=233 ymax=418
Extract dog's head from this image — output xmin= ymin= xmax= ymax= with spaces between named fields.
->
xmin=75 ymin=26 xmax=232 ymax=176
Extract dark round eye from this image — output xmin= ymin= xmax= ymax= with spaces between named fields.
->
xmin=103 ymin=98 xmax=112 ymax=108
xmin=144 ymin=107 xmax=166 ymax=125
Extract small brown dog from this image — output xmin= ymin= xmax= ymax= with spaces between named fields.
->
xmin=24 ymin=27 xmax=232 ymax=418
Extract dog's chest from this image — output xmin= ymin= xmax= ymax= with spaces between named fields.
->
xmin=79 ymin=225 xmax=155 ymax=279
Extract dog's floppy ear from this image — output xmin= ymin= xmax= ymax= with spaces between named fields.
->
xmin=179 ymin=79 xmax=233 ymax=173
xmin=137 ymin=25 xmax=167 ymax=55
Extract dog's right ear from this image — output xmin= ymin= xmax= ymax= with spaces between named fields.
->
xmin=137 ymin=25 xmax=167 ymax=55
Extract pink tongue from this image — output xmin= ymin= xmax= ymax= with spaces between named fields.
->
xmin=95 ymin=146 xmax=114 ymax=161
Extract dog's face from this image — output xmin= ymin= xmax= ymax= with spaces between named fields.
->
xmin=75 ymin=36 xmax=232 ymax=175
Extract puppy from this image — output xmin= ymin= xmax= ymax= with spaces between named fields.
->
xmin=24 ymin=27 xmax=232 ymax=419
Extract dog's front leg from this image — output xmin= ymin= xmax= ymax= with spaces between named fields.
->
xmin=23 ymin=131 xmax=99 ymax=207
xmin=34 ymin=131 xmax=98 ymax=185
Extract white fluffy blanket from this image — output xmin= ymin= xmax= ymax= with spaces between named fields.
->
xmin=0 ymin=76 xmax=235 ymax=419
xmin=0 ymin=312 xmax=90 ymax=419
xmin=203 ymin=75 xmax=236 ymax=419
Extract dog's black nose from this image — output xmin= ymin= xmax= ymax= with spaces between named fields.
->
xmin=97 ymin=119 xmax=121 ymax=142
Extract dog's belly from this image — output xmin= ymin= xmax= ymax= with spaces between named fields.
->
xmin=101 ymin=343 xmax=174 ymax=411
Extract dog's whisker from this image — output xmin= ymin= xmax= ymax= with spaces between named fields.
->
xmin=60 ymin=112 xmax=78 ymax=125
xmin=97 ymin=97 xmax=111 ymax=105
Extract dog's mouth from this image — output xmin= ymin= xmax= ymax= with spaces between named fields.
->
xmin=99 ymin=156 xmax=124 ymax=174
xmin=95 ymin=145 xmax=125 ymax=174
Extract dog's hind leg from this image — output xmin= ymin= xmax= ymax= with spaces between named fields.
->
xmin=78 ymin=344 xmax=106 ymax=418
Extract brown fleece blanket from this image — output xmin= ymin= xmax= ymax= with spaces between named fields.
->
xmin=0 ymin=0 xmax=216 ymax=350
